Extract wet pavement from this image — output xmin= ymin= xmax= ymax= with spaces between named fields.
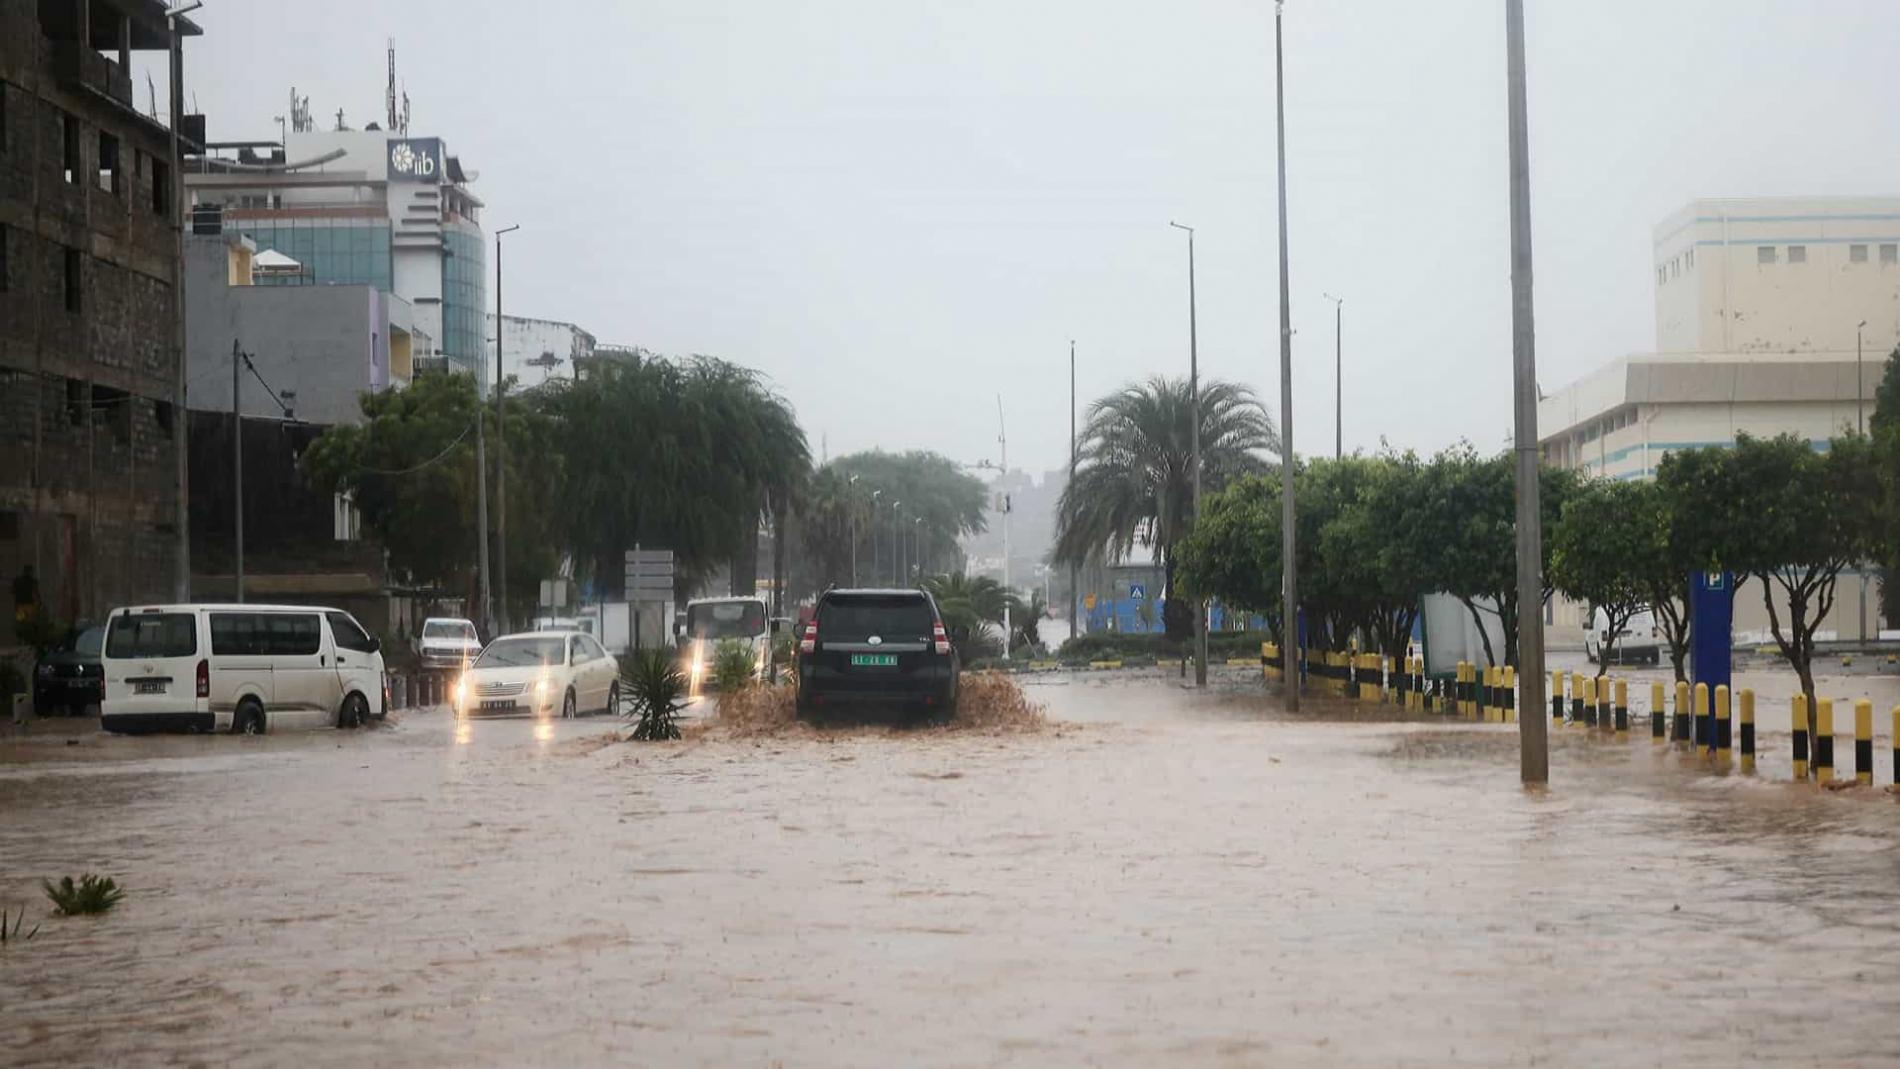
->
xmin=3 ymin=671 xmax=1898 ymax=1067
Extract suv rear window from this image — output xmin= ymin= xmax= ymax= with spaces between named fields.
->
xmin=818 ymin=595 xmax=935 ymax=641
xmin=105 ymin=613 xmax=197 ymax=658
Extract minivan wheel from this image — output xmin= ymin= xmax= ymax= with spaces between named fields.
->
xmin=233 ymin=701 xmax=265 ymax=736
xmin=562 ymin=689 xmax=576 ymax=719
xmin=338 ymin=693 xmax=368 ymax=730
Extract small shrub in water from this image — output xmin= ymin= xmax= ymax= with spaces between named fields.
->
xmin=710 ymin=639 xmax=758 ymax=692
xmin=621 ymin=649 xmax=685 ymax=741
xmin=43 ymin=874 xmax=125 ymax=916
xmin=2 ymin=904 xmax=40 ymax=944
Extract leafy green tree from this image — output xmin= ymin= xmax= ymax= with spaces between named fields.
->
xmin=1867 ymin=344 xmax=1900 ymax=623
xmin=830 ymin=451 xmax=989 ymax=583
xmin=1053 ymin=376 xmax=1277 ymax=641
xmin=1550 ymin=478 xmax=1653 ymax=675
xmin=1175 ymin=474 xmax=1284 ymax=645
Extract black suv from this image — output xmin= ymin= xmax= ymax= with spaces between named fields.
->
xmin=796 ymin=589 xmax=959 ymax=720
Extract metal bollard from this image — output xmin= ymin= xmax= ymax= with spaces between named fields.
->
xmin=1551 ymin=669 xmax=1564 ymax=723
xmin=1815 ymin=698 xmax=1835 ymax=785
xmin=1740 ymin=689 xmax=1756 ymax=773
xmin=1693 ymin=683 xmax=1709 ymax=754
xmin=1792 ymin=695 xmax=1810 ymax=780
xmin=1854 ymin=699 xmax=1873 ymax=786
xmin=1614 ymin=678 xmax=1628 ymax=735
xmin=1673 ymin=680 xmax=1691 ymax=742
xmin=1571 ymin=673 xmax=1586 ymax=726
xmin=1650 ymin=680 xmax=1666 ymax=742
xmin=1714 ymin=684 xmax=1731 ymax=764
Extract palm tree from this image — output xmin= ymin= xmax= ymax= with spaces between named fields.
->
xmin=1052 ymin=376 xmax=1277 ymax=641
xmin=923 ymin=572 xmax=1008 ymax=659
xmin=1008 ymin=588 xmax=1049 ymax=651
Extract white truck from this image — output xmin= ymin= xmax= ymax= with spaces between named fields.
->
xmin=677 ymin=595 xmax=773 ymax=690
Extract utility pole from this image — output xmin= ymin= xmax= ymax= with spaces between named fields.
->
xmin=848 ymin=474 xmax=860 ymax=586
xmin=168 ymin=2 xmax=201 ymax=602
xmin=871 ymin=489 xmax=882 ymax=584
xmin=1506 ymin=0 xmax=1548 ymax=784
xmin=1859 ymin=319 xmax=1869 ymax=642
xmin=1324 ymin=293 xmax=1343 ymax=459
xmin=494 ymin=224 xmax=519 ymax=632
xmin=474 ymin=363 xmax=493 ymax=635
xmin=231 ymin=341 xmax=244 ymax=604
xmin=1170 ymin=221 xmax=1208 ymax=686
xmin=1274 ymin=0 xmax=1299 ymax=713
xmin=998 ymin=396 xmax=1012 ymax=658
xmin=1069 ymin=339 xmax=1080 ymax=642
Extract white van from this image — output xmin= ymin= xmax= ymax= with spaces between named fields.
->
xmin=1584 ymin=605 xmax=1661 ymax=666
xmin=101 ymin=604 xmax=387 ymax=735
xmin=677 ymin=595 xmax=772 ymax=689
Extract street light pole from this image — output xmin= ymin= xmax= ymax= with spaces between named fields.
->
xmin=231 ymin=341 xmax=243 ymax=603
xmin=849 ymin=474 xmax=860 ymax=586
xmin=167 ymin=1 xmax=202 ymax=602
xmin=1273 ymin=0 xmax=1299 ymax=713
xmin=1070 ymin=339 xmax=1080 ymax=642
xmin=1506 ymin=0 xmax=1548 ymax=784
xmin=890 ymin=500 xmax=901 ymax=586
xmin=1324 ymin=293 xmax=1343 ymax=459
xmin=870 ymin=490 xmax=882 ymax=584
xmin=1169 ymin=221 xmax=1208 ymax=686
xmin=494 ymin=223 xmax=519 ymax=632
xmin=998 ymin=397 xmax=1012 ymax=658
xmin=1858 ymin=320 xmax=1868 ymax=435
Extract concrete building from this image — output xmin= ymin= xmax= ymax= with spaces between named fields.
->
xmin=1 ymin=0 xmax=201 ymax=628
xmin=186 ymin=125 xmax=485 ymax=383
xmin=1539 ymin=196 xmax=1900 ymax=641
xmin=486 ymin=312 xmax=594 ymax=388
xmin=184 ymin=231 xmax=414 ymax=426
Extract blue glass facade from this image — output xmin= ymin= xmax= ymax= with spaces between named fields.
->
xmin=230 ymin=219 xmax=393 ymax=292
xmin=442 ymin=224 xmax=487 ymax=378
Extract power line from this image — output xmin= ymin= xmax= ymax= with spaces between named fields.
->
xmin=354 ymin=417 xmax=478 ymax=477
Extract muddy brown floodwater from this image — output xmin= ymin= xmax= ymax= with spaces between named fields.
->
xmin=3 ymin=669 xmax=1898 ymax=1067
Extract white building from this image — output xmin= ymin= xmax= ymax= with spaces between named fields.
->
xmin=1539 ymin=195 xmax=1900 ymax=640
xmin=485 ymin=313 xmax=596 ymax=388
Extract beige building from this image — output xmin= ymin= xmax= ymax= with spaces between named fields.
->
xmin=1540 ymin=196 xmax=1900 ymax=643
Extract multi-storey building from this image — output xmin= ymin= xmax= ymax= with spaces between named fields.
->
xmin=487 ymin=312 xmax=595 ymax=388
xmin=0 ymin=0 xmax=199 ymax=627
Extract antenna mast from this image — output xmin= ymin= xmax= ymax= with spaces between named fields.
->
xmin=386 ymin=39 xmax=399 ymax=131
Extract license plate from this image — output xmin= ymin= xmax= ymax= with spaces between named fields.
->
xmin=480 ymin=699 xmax=516 ymax=710
xmin=851 ymin=654 xmax=898 ymax=667
xmin=134 ymin=681 xmax=165 ymax=695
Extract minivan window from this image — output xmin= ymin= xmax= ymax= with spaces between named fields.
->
xmin=687 ymin=601 xmax=766 ymax=639
xmin=818 ymin=595 xmax=934 ymax=640
xmin=105 ymin=612 xmax=196 ymax=658
xmin=211 ymin=612 xmax=322 ymax=656
xmin=61 ymin=625 xmax=105 ymax=656
xmin=326 ymin=612 xmax=377 ymax=653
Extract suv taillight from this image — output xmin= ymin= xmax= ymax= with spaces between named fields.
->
xmin=195 ymin=658 xmax=210 ymax=699
xmin=932 ymin=621 xmax=951 ymax=655
xmin=799 ymin=619 xmax=818 ymax=655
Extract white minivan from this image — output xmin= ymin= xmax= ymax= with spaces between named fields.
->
xmin=101 ymin=604 xmax=387 ymax=735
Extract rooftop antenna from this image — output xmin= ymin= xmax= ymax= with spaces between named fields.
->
xmin=333 ymin=107 xmax=348 ymax=132
xmin=385 ymin=39 xmax=399 ymax=131
xmin=289 ymin=89 xmax=312 ymax=133
xmin=400 ymin=90 xmax=411 ymax=136
xmin=145 ymin=72 xmax=158 ymax=119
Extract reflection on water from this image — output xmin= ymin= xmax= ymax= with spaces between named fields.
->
xmin=2 ymin=684 xmax=1896 ymax=1067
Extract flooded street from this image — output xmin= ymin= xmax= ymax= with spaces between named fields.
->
xmin=4 ymin=672 xmax=1899 ymax=1067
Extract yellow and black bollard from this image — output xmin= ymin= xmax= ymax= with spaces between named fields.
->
xmin=1262 ymin=642 xmax=1280 ymax=683
xmin=1453 ymin=662 xmax=1465 ymax=715
xmin=1673 ymin=680 xmax=1691 ymax=743
xmin=1503 ymin=666 xmax=1517 ymax=724
xmin=1582 ymin=676 xmax=1598 ymax=729
xmin=1551 ymin=669 xmax=1564 ymax=723
xmin=1693 ymin=682 xmax=1710 ymax=754
xmin=1739 ymin=689 xmax=1756 ymax=773
xmin=1483 ymin=665 xmax=1498 ymax=722
xmin=1571 ymin=673 xmax=1586 ymax=726
xmin=1854 ymin=699 xmax=1873 ymax=787
xmin=1815 ymin=698 xmax=1835 ymax=784
xmin=1614 ymin=678 xmax=1629 ymax=736
xmin=1714 ymin=685 xmax=1731 ymax=766
xmin=1892 ymin=707 xmax=1899 ymax=786
xmin=1792 ymin=695 xmax=1810 ymax=780
xmin=1598 ymin=678 xmax=1613 ymax=732
xmin=1650 ymin=680 xmax=1666 ymax=742
xmin=1463 ymin=662 xmax=1476 ymax=719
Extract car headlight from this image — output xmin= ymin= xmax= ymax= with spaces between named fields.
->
xmin=454 ymin=677 xmax=468 ymax=706
xmin=37 ymin=664 xmax=55 ymax=677
xmin=534 ymin=676 xmax=550 ymax=702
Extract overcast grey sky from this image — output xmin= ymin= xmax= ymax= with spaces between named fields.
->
xmin=176 ymin=1 xmax=1900 ymax=476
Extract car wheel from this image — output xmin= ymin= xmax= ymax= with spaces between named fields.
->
xmin=338 ymin=693 xmax=369 ymax=730
xmin=562 ymin=688 xmax=576 ymax=719
xmin=233 ymin=700 xmax=266 ymax=736
xmin=606 ymin=682 xmax=620 ymax=716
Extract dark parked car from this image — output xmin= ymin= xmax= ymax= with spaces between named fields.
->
xmin=796 ymin=589 xmax=959 ymax=721
xmin=34 ymin=624 xmax=105 ymax=716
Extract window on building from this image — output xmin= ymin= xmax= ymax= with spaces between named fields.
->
xmin=97 ymin=131 xmax=119 ymax=194
xmin=1685 ymin=248 xmax=1695 ymax=269
xmin=64 ymin=379 xmax=85 ymax=427
xmin=1788 ymin=245 xmax=1807 ymax=264
xmin=1851 ymin=244 xmax=1869 ymax=264
xmin=154 ymin=399 xmax=174 ymax=440
xmin=1657 ymin=266 xmax=1667 ymax=285
xmin=61 ymin=112 xmax=79 ymax=184
xmin=63 ymin=248 xmax=81 ymax=313
xmin=1757 ymin=246 xmax=1777 ymax=265
xmin=1883 ymin=244 xmax=1898 ymax=266
xmin=151 ymin=158 xmax=171 ymax=217
xmin=92 ymin=385 xmax=130 ymax=445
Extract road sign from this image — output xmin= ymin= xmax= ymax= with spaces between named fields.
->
xmin=624 ymin=547 xmax=674 ymax=598
xmin=1083 ymin=594 xmax=1097 ymax=611
xmin=1130 ymin=583 xmax=1146 ymax=601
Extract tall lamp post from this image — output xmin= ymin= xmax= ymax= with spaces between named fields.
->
xmin=1506 ymin=0 xmax=1548 ymax=783
xmin=1272 ymin=0 xmax=1299 ymax=713
xmin=1323 ymin=293 xmax=1344 ymax=459
xmin=848 ymin=474 xmax=861 ymax=586
xmin=167 ymin=1 xmax=203 ymax=602
xmin=1069 ymin=339 xmax=1080 ymax=642
xmin=913 ymin=517 xmax=924 ymax=584
xmin=870 ymin=490 xmax=882 ymax=584
xmin=494 ymin=223 xmax=520 ymax=631
xmin=890 ymin=501 xmax=902 ymax=586
xmin=1169 ymin=221 xmax=1208 ymax=687
xmin=1859 ymin=318 xmax=1869 ymax=642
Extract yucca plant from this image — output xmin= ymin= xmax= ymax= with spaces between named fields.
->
xmin=711 ymin=639 xmax=757 ymax=692
xmin=621 ymin=649 xmax=685 ymax=741
xmin=43 ymin=874 xmax=125 ymax=916
xmin=2 ymin=904 xmax=40 ymax=945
